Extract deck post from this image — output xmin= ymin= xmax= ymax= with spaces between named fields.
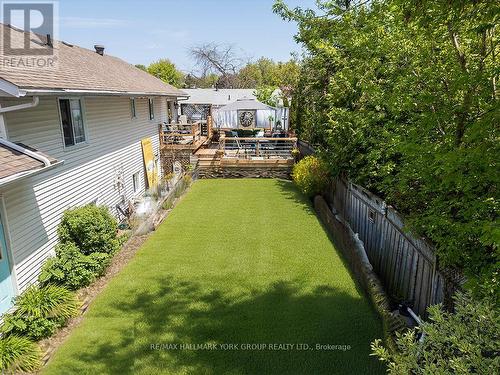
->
xmin=158 ymin=123 xmax=163 ymax=148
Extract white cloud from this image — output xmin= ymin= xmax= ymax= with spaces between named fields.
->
xmin=60 ymin=17 xmax=129 ymax=28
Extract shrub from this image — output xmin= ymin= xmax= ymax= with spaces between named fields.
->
xmin=162 ymin=196 xmax=175 ymax=210
xmin=39 ymin=243 xmax=111 ymax=290
xmin=182 ymin=174 xmax=193 ymax=186
xmin=0 ymin=335 xmax=41 ymax=373
xmin=58 ymin=204 xmax=119 ymax=255
xmin=371 ymin=292 xmax=500 ymax=374
xmin=292 ymin=156 xmax=330 ymax=197
xmin=1 ymin=285 xmax=78 ymax=341
xmin=236 ymin=129 xmax=259 ymax=137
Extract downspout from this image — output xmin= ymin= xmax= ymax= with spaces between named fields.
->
xmin=0 ymin=96 xmax=39 ymax=114
xmin=0 ymin=96 xmax=49 ymax=166
xmin=0 ymin=137 xmax=50 ymax=167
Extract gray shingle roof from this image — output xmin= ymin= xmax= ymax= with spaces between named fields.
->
xmin=0 ymin=24 xmax=187 ymax=97
xmin=182 ymin=89 xmax=256 ymax=106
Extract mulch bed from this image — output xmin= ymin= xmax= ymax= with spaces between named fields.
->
xmin=32 ymin=179 xmax=192 ymax=373
xmin=36 ymin=233 xmax=149 ymax=369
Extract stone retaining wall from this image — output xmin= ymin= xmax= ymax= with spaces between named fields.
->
xmin=199 ymin=166 xmax=292 ymax=179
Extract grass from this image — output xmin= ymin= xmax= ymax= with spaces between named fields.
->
xmin=43 ymin=179 xmax=384 ymax=375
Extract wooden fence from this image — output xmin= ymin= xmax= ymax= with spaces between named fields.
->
xmin=326 ymin=178 xmax=450 ymax=318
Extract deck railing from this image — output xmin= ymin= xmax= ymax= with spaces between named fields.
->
xmin=159 ymin=122 xmax=203 ymax=147
xmin=219 ymin=136 xmax=297 ymax=159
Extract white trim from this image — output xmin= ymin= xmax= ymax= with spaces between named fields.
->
xmin=25 ymin=89 xmax=187 ymax=98
xmin=0 ymin=79 xmax=22 ymax=98
xmin=0 ymin=161 xmax=64 ymax=189
xmin=0 ymin=195 xmax=19 ymax=295
xmin=57 ymin=97 xmax=89 ymax=150
xmin=0 ymin=104 xmax=7 ymax=139
xmin=0 ymin=96 xmax=39 ymax=114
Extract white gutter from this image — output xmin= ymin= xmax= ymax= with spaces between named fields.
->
xmin=24 ymin=89 xmax=187 ymax=98
xmin=0 ymin=78 xmax=22 ymax=97
xmin=0 ymin=96 xmax=50 ymax=167
xmin=0 ymin=137 xmax=50 ymax=167
xmin=0 ymin=96 xmax=39 ymax=114
xmin=0 ymin=161 xmax=63 ymax=189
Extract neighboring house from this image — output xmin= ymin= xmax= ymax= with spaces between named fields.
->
xmin=214 ymin=98 xmax=288 ymax=130
xmin=180 ymin=88 xmax=256 ymax=122
xmin=0 ymin=24 xmax=187 ymax=314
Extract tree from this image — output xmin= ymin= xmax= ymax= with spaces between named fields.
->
xmin=134 ymin=64 xmax=147 ymax=72
xmin=184 ymin=73 xmax=219 ymax=89
xmin=273 ymin=0 xmax=499 ymax=293
xmin=147 ymin=59 xmax=184 ymax=87
xmin=189 ymin=43 xmax=244 ymax=88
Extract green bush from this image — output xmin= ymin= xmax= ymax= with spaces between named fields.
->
xmin=0 ymin=335 xmax=41 ymax=373
xmin=58 ymin=204 xmax=119 ymax=255
xmin=371 ymin=292 xmax=500 ymax=374
xmin=162 ymin=196 xmax=175 ymax=210
xmin=39 ymin=243 xmax=110 ymax=290
xmin=236 ymin=129 xmax=259 ymax=137
xmin=1 ymin=285 xmax=78 ymax=341
xmin=182 ymin=174 xmax=193 ymax=186
xmin=292 ymin=156 xmax=330 ymax=197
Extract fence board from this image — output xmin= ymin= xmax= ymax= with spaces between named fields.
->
xmin=328 ymin=178 xmax=446 ymax=318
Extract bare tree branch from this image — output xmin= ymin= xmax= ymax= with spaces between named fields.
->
xmin=188 ymin=43 xmax=244 ymax=88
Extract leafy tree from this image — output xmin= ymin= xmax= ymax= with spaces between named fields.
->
xmin=134 ymin=64 xmax=147 ymax=71
xmin=147 ymin=59 xmax=184 ymax=87
xmin=274 ymin=0 xmax=499 ymax=294
xmin=184 ymin=73 xmax=219 ymax=89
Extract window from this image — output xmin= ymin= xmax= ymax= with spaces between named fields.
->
xmin=148 ymin=98 xmax=154 ymax=120
xmin=130 ymin=98 xmax=136 ymax=118
xmin=132 ymin=172 xmax=140 ymax=193
xmin=59 ymin=98 xmax=86 ymax=147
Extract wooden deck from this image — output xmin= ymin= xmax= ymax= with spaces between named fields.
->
xmin=159 ymin=118 xmax=297 ymax=178
xmin=161 ymin=137 xmax=208 ymax=152
xmin=196 ymin=148 xmax=294 ymax=168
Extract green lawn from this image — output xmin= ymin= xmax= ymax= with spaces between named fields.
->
xmin=44 ymin=179 xmax=384 ymax=375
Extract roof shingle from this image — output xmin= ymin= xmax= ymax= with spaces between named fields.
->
xmin=0 ymin=143 xmax=57 ymax=180
xmin=0 ymin=24 xmax=186 ymax=97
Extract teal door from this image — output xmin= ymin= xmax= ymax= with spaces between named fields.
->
xmin=0 ymin=212 xmax=14 ymax=314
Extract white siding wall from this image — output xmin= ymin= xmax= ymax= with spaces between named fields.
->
xmin=0 ymin=95 xmax=168 ymax=292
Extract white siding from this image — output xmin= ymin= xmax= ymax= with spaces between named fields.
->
xmin=0 ymin=96 xmax=168 ymax=292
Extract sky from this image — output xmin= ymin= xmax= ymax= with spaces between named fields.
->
xmin=55 ymin=0 xmax=317 ymax=73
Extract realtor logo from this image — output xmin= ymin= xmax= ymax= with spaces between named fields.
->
xmin=1 ymin=1 xmax=58 ymax=68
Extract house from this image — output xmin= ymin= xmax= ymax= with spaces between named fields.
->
xmin=214 ymin=97 xmax=289 ymax=131
xmin=180 ymin=88 xmax=256 ymax=122
xmin=181 ymin=89 xmax=289 ymax=130
xmin=0 ymin=24 xmax=187 ymax=314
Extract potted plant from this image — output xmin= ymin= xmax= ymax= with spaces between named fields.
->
xmin=268 ymin=115 xmax=275 ymax=130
